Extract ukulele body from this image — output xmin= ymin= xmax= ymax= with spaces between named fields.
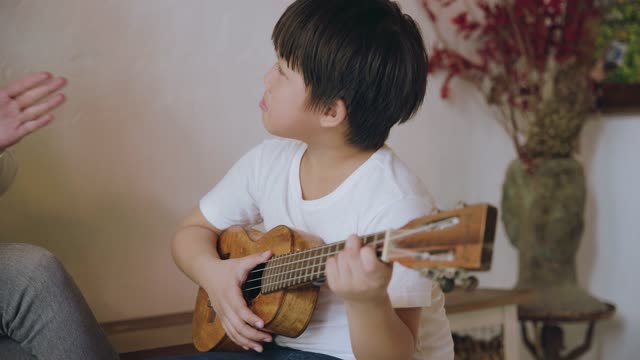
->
xmin=192 ymin=225 xmax=324 ymax=352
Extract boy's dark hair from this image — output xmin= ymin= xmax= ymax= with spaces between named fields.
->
xmin=272 ymin=0 xmax=428 ymax=150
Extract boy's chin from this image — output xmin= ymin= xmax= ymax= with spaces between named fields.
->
xmin=261 ymin=115 xmax=278 ymax=136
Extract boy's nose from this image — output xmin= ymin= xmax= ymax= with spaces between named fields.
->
xmin=263 ymin=65 xmax=276 ymax=88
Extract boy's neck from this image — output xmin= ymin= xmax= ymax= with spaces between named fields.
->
xmin=299 ymin=141 xmax=377 ymax=201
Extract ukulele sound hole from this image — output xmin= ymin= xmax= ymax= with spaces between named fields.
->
xmin=242 ymin=262 xmax=266 ymax=303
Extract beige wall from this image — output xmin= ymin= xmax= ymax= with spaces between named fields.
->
xmin=0 ymin=0 xmax=638 ymax=358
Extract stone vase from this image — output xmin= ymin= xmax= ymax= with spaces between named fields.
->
xmin=501 ymin=157 xmax=609 ymax=318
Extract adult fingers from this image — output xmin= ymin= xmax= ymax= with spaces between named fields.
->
xmin=17 ymin=114 xmax=56 ymax=139
xmin=3 ymin=72 xmax=52 ymax=98
xmin=15 ymin=77 xmax=67 ymax=110
xmin=20 ymin=93 xmax=66 ymax=123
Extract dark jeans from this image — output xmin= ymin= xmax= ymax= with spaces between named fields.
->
xmin=155 ymin=343 xmax=342 ymax=360
xmin=0 ymin=243 xmax=119 ymax=360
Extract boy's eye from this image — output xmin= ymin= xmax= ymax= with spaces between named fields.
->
xmin=276 ymin=63 xmax=286 ymax=76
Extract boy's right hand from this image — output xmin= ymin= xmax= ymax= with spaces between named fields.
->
xmin=201 ymin=250 xmax=273 ymax=352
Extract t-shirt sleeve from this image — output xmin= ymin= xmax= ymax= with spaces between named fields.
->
xmin=363 ymin=196 xmax=434 ymax=308
xmin=414 ymin=282 xmax=454 ymax=360
xmin=199 ymin=143 xmax=264 ymax=230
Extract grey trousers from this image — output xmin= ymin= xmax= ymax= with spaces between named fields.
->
xmin=0 ymin=243 xmax=119 ymax=360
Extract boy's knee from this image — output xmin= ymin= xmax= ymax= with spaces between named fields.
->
xmin=0 ymin=243 xmax=67 ymax=288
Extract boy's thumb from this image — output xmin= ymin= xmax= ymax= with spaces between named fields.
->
xmin=246 ymin=250 xmax=271 ymax=267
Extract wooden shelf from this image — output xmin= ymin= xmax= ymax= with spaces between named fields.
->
xmin=445 ymin=288 xmax=533 ymax=315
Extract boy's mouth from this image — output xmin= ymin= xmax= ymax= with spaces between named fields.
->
xmin=259 ymin=98 xmax=268 ymax=112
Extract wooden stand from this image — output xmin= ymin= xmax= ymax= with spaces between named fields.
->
xmin=446 ymin=288 xmax=533 ymax=360
xmin=519 ymin=303 xmax=616 ymax=360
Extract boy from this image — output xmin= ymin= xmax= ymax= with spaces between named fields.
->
xmin=170 ymin=0 xmax=453 ymax=359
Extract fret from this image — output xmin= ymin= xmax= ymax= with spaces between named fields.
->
xmin=283 ymin=254 xmax=293 ymax=288
xmin=267 ymin=256 xmax=275 ymax=292
xmin=307 ymin=250 xmax=314 ymax=283
xmin=363 ymin=233 xmax=372 ymax=246
xmin=332 ymin=242 xmax=341 ymax=255
xmin=318 ymin=246 xmax=326 ymax=280
xmin=292 ymin=251 xmax=301 ymax=287
xmin=284 ymin=254 xmax=292 ymax=289
xmin=298 ymin=251 xmax=305 ymax=285
xmin=275 ymin=255 xmax=284 ymax=291
xmin=311 ymin=247 xmax=320 ymax=282
xmin=321 ymin=245 xmax=330 ymax=279
xmin=294 ymin=251 xmax=302 ymax=286
xmin=302 ymin=250 xmax=311 ymax=283
xmin=284 ymin=254 xmax=292 ymax=288
xmin=288 ymin=252 xmax=296 ymax=287
xmin=262 ymin=259 xmax=271 ymax=293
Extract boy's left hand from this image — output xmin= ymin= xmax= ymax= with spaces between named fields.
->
xmin=325 ymin=235 xmax=392 ymax=303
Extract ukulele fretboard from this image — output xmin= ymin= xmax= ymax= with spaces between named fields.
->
xmin=260 ymin=230 xmax=386 ymax=293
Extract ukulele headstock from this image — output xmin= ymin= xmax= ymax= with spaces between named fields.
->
xmin=381 ymin=203 xmax=497 ymax=272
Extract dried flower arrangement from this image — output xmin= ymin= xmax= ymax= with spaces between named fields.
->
xmin=421 ymin=0 xmax=602 ymax=168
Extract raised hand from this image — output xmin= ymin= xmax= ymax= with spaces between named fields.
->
xmin=0 ymin=72 xmax=67 ymax=152
xmin=203 ymin=250 xmax=273 ymax=352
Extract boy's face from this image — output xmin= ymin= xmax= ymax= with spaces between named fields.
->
xmin=260 ymin=58 xmax=321 ymax=141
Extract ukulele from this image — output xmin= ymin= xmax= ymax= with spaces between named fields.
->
xmin=192 ymin=203 xmax=497 ymax=352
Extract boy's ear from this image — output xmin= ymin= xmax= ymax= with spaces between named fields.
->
xmin=319 ymin=99 xmax=347 ymax=129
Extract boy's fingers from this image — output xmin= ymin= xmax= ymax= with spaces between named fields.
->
xmin=344 ymin=235 xmax=361 ymax=251
xmin=360 ymin=246 xmax=381 ymax=273
xmin=242 ymin=250 xmax=271 ymax=268
xmin=224 ymin=320 xmax=258 ymax=351
xmin=4 ymin=72 xmax=52 ymax=98
xmin=229 ymin=315 xmax=267 ymax=351
xmin=220 ymin=307 xmax=263 ymax=350
xmin=238 ymin=305 xmax=265 ymax=329
xmin=324 ymin=256 xmax=338 ymax=290
xmin=336 ymin=251 xmax=353 ymax=278
xmin=229 ymin=289 xmax=271 ymax=337
xmin=237 ymin=319 xmax=271 ymax=343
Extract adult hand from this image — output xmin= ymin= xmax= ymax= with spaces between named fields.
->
xmin=0 ymin=72 xmax=67 ymax=152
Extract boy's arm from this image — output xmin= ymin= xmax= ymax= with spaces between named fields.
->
xmin=345 ymin=299 xmax=421 ymax=360
xmin=171 ymin=207 xmax=273 ymax=352
xmin=326 ymin=235 xmax=422 ymax=360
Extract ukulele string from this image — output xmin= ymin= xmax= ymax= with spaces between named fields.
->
xmin=242 ymin=225 xmax=434 ymax=293
xmin=244 ymin=225 xmax=429 ymax=283
xmin=245 ymin=226 xmax=431 ymax=276
xmin=242 ymin=238 xmax=403 ymax=293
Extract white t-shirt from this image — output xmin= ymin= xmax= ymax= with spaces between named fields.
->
xmin=200 ymin=138 xmax=453 ymax=359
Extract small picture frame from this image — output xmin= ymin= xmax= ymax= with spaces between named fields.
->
xmin=594 ymin=1 xmax=640 ymax=110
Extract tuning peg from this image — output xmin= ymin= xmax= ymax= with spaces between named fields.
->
xmin=420 ymin=268 xmax=480 ymax=293
xmin=438 ymin=277 xmax=456 ymax=293
xmin=461 ymin=275 xmax=479 ymax=291
xmin=455 ymin=201 xmax=468 ymax=209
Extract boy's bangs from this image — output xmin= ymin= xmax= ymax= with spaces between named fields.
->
xmin=270 ymin=1 xmax=325 ymax=81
